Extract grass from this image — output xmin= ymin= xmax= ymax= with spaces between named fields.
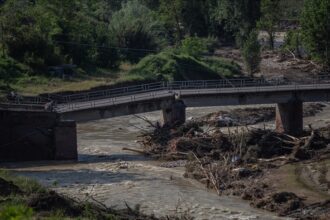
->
xmin=0 ymin=52 xmax=241 ymax=97
xmin=0 ymin=62 xmax=130 ymax=96
xmin=128 ymin=51 xmax=241 ymax=82
xmin=10 ymin=74 xmax=116 ymax=96
xmin=0 ymin=170 xmax=46 ymax=195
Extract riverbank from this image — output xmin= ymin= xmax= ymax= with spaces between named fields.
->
xmin=0 ymin=170 xmax=194 ymax=220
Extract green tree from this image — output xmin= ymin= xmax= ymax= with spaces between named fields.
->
xmin=110 ymin=0 xmax=166 ymax=63
xmin=242 ymin=30 xmax=261 ymax=76
xmin=301 ymin=0 xmax=330 ymax=66
xmin=257 ymin=0 xmax=281 ymax=50
xmin=159 ymin=0 xmax=215 ymax=43
xmin=0 ymin=0 xmax=61 ymax=70
xmin=211 ymin=0 xmax=261 ymax=46
xmin=159 ymin=0 xmax=184 ymax=43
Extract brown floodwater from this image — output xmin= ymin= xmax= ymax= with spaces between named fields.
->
xmin=4 ymin=103 xmax=330 ymax=219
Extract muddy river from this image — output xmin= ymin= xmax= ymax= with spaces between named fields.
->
xmin=5 ymin=104 xmax=330 ymax=219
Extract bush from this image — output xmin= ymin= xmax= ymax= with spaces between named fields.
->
xmin=241 ymin=31 xmax=261 ymax=76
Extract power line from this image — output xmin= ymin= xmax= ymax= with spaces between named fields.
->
xmin=53 ymin=40 xmax=159 ymax=53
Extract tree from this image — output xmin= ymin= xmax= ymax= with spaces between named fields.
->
xmin=211 ymin=0 xmax=261 ymax=46
xmin=159 ymin=0 xmax=184 ymax=43
xmin=242 ymin=30 xmax=261 ymax=76
xmin=301 ymin=0 xmax=330 ymax=66
xmin=109 ymin=0 xmax=166 ymax=63
xmin=159 ymin=0 xmax=214 ymax=43
xmin=257 ymin=0 xmax=281 ymax=50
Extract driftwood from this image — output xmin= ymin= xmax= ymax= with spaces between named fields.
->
xmin=192 ymin=152 xmax=221 ymax=195
xmin=258 ymin=156 xmax=291 ymax=163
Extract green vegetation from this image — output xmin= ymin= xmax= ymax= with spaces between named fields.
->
xmin=242 ymin=31 xmax=261 ymax=76
xmin=0 ymin=0 xmax=328 ymax=96
xmin=212 ymin=0 xmax=261 ymax=46
xmin=301 ymin=0 xmax=330 ymax=66
xmin=128 ymin=51 xmax=241 ymax=82
xmin=257 ymin=0 xmax=281 ymax=50
xmin=283 ymin=30 xmax=302 ymax=58
xmin=109 ymin=0 xmax=165 ymax=63
xmin=280 ymin=0 xmax=304 ymax=20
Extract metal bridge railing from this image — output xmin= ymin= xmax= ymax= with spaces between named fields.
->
xmin=1 ymin=74 xmax=330 ymax=112
xmin=53 ymin=75 xmax=330 ymax=104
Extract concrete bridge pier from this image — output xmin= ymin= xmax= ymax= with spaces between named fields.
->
xmin=162 ymin=99 xmax=186 ymax=126
xmin=275 ymin=100 xmax=303 ymax=136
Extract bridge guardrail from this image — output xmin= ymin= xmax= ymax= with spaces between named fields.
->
xmin=52 ymin=78 xmax=286 ymax=103
xmin=55 ymin=74 xmax=328 ymax=104
xmin=1 ymin=74 xmax=330 ymax=112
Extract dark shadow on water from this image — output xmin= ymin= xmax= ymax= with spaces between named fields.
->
xmin=0 ymin=153 xmax=152 ymax=169
xmin=12 ymin=169 xmax=159 ymax=185
xmin=79 ymin=153 xmax=152 ymax=163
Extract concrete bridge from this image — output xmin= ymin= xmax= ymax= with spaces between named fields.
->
xmin=55 ymin=77 xmax=330 ymax=135
xmin=1 ymin=76 xmax=330 ymax=161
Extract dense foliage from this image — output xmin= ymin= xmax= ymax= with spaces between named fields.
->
xmin=301 ymin=0 xmax=330 ymax=65
xmin=0 ymin=0 xmax=328 ymax=86
xmin=242 ymin=31 xmax=261 ymax=76
xmin=257 ymin=0 xmax=281 ymax=50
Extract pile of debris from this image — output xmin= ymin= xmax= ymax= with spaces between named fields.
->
xmin=135 ymin=120 xmax=330 ymax=218
xmin=138 ymin=121 xmax=329 ymax=162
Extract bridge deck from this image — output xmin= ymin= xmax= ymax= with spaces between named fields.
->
xmin=56 ymin=83 xmax=330 ymax=113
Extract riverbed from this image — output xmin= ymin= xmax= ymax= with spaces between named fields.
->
xmin=4 ymin=104 xmax=330 ymax=219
